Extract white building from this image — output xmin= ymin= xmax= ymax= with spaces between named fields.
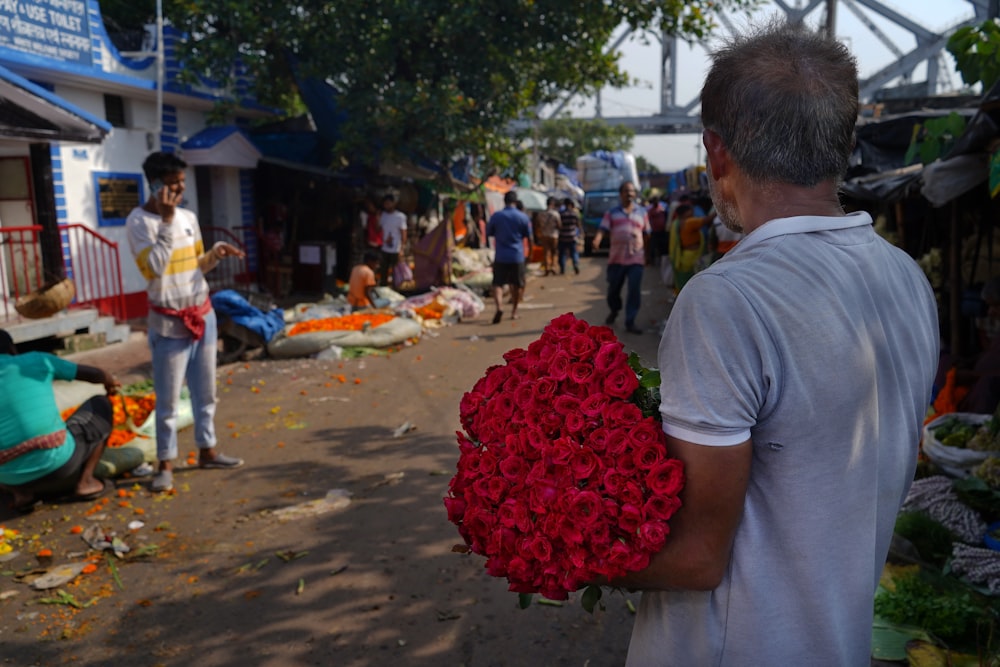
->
xmin=0 ymin=0 xmax=272 ymax=323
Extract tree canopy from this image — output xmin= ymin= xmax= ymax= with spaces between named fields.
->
xmin=105 ymin=1 xmax=752 ymax=175
xmin=534 ymin=116 xmax=635 ymax=167
xmin=948 ymin=19 xmax=1000 ymax=93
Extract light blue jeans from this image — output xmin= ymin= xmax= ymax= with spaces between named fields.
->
xmin=148 ymin=310 xmax=218 ymax=462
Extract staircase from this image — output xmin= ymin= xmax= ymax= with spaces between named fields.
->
xmin=2 ymin=308 xmax=130 ymax=352
xmin=1 ymin=223 xmax=131 ymax=351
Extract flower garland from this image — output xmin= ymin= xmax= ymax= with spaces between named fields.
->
xmin=445 ymin=312 xmax=685 ymax=604
xmin=287 ymin=313 xmax=394 ymax=336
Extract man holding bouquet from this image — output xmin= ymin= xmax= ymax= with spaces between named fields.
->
xmin=621 ymin=21 xmax=939 ymax=666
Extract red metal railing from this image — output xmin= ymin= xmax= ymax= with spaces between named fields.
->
xmin=0 ymin=224 xmax=44 ymax=320
xmin=0 ymin=224 xmax=127 ymax=323
xmin=202 ymin=226 xmax=252 ymax=292
xmin=59 ymin=224 xmax=126 ymax=322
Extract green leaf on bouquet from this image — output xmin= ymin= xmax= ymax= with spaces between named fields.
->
xmin=639 ymin=370 xmax=661 ymax=388
xmin=518 ymin=593 xmax=533 ymax=609
xmin=581 ymin=585 xmax=603 ymax=614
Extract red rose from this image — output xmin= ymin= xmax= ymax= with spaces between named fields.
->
xmin=548 ymin=350 xmax=572 ymax=381
xmin=594 ymin=342 xmax=624 ymax=374
xmin=633 ymin=442 xmax=665 ymax=471
xmin=618 ymin=503 xmax=644 ymax=533
xmin=587 ymin=426 xmax=610 ymax=453
xmin=602 ymin=400 xmax=643 ymax=427
xmin=564 ymin=411 xmax=587 ymax=434
xmin=548 ymin=437 xmax=575 ymax=465
xmin=580 ymin=392 xmax=611 ymax=417
xmin=644 ymin=494 xmax=682 ymax=521
xmin=503 ymin=347 xmax=527 ymax=363
xmin=570 ymin=448 xmax=601 ymax=480
xmin=638 ymin=521 xmax=669 ymax=550
xmin=568 ymin=362 xmax=595 ymax=385
xmin=603 ymin=364 xmax=640 ymax=399
xmin=499 ymin=455 xmax=529 ymax=484
xmin=527 ymin=536 xmax=553 ymax=563
xmin=444 ymin=496 xmax=467 ymax=523
xmin=567 ymin=334 xmax=598 ymax=360
xmin=605 ymin=429 xmax=630 ymax=456
xmin=629 ymin=419 xmax=663 ymax=448
xmin=591 ymin=326 xmax=618 ymax=343
xmin=514 ymin=383 xmax=535 ymax=410
xmin=553 ymin=394 xmax=581 ymax=416
xmin=532 ymin=377 xmax=559 ymax=403
xmin=602 ymin=468 xmax=626 ymax=496
xmin=567 ymin=490 xmax=603 ymax=527
xmin=545 ymin=312 xmax=579 ymax=339
xmin=647 ymin=459 xmax=685 ymax=497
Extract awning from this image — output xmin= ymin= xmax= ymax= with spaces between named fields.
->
xmin=181 ymin=126 xmax=262 ymax=169
xmin=0 ymin=64 xmax=110 ymax=143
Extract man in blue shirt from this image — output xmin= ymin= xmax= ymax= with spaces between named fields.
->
xmin=0 ymin=329 xmax=118 ymax=512
xmin=486 ymin=191 xmax=534 ymax=324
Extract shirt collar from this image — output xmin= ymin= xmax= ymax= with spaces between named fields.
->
xmin=734 ymin=211 xmax=872 ymax=253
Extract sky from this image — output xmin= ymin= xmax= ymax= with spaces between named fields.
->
xmin=560 ymin=0 xmax=981 ymax=173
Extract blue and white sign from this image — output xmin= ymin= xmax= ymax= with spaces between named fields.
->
xmin=0 ymin=0 xmax=91 ymax=66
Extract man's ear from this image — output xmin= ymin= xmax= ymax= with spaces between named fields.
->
xmin=703 ymin=129 xmax=729 ymax=179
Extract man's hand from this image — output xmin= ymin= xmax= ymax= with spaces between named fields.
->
xmin=75 ymin=365 xmax=120 ymax=396
xmin=213 ymin=242 xmax=246 ymax=260
xmin=152 ymin=185 xmax=183 ymax=224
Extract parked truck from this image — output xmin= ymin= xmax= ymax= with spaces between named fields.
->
xmin=575 ymin=151 xmax=640 ymax=255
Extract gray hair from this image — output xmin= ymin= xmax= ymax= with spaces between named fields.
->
xmin=700 ymin=20 xmax=858 ymax=187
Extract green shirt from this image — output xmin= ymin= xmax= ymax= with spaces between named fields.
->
xmin=0 ymin=352 xmax=77 ymax=486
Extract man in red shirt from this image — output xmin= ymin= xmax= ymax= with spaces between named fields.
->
xmin=591 ymin=182 xmax=651 ymax=334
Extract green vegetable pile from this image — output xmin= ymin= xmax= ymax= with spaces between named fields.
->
xmin=874 ymin=569 xmax=998 ymax=647
xmin=932 ymin=416 xmax=981 ymax=449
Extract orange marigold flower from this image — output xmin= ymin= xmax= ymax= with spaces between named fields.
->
xmin=69 ymin=525 xmax=83 ymax=535
xmin=37 ymin=549 xmax=52 ymax=558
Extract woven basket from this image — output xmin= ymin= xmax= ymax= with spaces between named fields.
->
xmin=14 ymin=278 xmax=76 ymax=319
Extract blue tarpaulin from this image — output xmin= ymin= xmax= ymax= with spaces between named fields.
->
xmin=211 ymin=290 xmax=285 ymax=343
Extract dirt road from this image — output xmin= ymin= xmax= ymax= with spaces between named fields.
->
xmin=0 ymin=257 xmax=675 ymax=667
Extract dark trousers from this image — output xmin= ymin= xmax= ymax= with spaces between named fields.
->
xmin=379 ymin=250 xmax=399 ymax=286
xmin=606 ymin=263 xmax=644 ymax=327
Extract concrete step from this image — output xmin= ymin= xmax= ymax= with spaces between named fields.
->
xmin=3 ymin=308 xmax=99 ymax=344
xmin=89 ymin=315 xmax=131 ymax=345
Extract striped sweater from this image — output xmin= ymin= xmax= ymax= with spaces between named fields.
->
xmin=126 ymin=206 xmax=219 ymax=338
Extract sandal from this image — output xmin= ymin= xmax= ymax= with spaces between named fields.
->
xmin=198 ymin=453 xmax=244 ymax=469
xmin=71 ymin=478 xmax=113 ymax=503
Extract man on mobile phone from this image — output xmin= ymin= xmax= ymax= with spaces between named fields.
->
xmin=126 ymin=152 xmax=246 ymax=494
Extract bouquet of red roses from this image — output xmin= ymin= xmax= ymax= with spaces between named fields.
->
xmin=444 ymin=312 xmax=685 ymax=606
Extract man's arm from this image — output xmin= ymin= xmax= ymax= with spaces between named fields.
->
xmin=197 ymin=241 xmax=245 ymax=274
xmin=74 ymin=364 xmax=120 ymax=396
xmin=612 ymin=435 xmax=752 ymax=591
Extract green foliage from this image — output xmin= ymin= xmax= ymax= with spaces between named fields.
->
xmin=947 ymin=19 xmax=1000 ymax=92
xmin=534 ymin=116 xmax=634 ymax=166
xmin=903 ymin=113 xmax=967 ymax=166
xmin=874 ymin=570 xmax=995 ymax=645
xmin=635 ymin=155 xmax=661 ymax=173
xmin=892 ymin=511 xmax=956 ymax=568
xmin=581 ymin=584 xmax=603 ymax=614
xmin=518 ymin=592 xmax=533 ymax=609
xmin=107 ymin=0 xmax=755 ymax=174
xmin=627 ymin=352 xmax=661 ymax=419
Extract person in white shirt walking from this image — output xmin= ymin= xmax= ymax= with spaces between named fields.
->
xmin=378 ymin=194 xmax=408 ymax=287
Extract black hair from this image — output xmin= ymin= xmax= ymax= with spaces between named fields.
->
xmin=363 ymin=250 xmax=380 ymax=264
xmin=0 ymin=329 xmax=14 ymax=355
xmin=142 ymin=151 xmax=187 ymax=185
xmin=504 ymin=191 xmax=519 ymax=205
xmin=382 ymin=194 xmax=396 ymax=204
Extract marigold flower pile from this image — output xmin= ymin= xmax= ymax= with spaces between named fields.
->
xmin=445 ymin=312 xmax=685 ymax=601
xmin=60 ymin=393 xmax=155 ymax=448
xmin=287 ymin=312 xmax=393 ymax=336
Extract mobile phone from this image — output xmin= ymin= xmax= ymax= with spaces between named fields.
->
xmin=150 ymin=179 xmax=164 ymax=197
